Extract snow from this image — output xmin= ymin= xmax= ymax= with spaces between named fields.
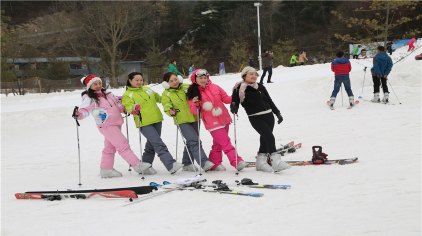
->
xmin=2 ymin=44 xmax=421 ymax=236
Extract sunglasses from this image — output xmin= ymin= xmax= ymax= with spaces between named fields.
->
xmin=195 ymin=69 xmax=209 ymax=77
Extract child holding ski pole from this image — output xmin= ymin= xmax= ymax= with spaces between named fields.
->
xmin=231 ymin=66 xmax=290 ymax=173
xmin=186 ymin=69 xmax=246 ymax=171
xmin=161 ymin=72 xmax=214 ymax=172
xmin=122 ymin=72 xmax=183 ymax=175
xmin=74 ymin=74 xmax=151 ymax=178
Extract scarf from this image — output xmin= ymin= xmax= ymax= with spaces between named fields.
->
xmin=236 ymin=81 xmax=259 ymax=103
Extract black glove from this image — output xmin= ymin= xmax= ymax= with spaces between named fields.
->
xmin=276 ymin=113 xmax=283 ymax=124
xmin=230 ymin=102 xmax=239 ymax=114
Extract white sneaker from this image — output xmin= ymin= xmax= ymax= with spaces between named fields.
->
xmin=182 ymin=164 xmax=199 ymax=172
xmin=100 ymin=168 xmax=123 ymax=178
xmin=213 ymin=164 xmax=226 ymax=171
xmin=256 ymin=153 xmax=273 ymax=172
xmin=202 ymin=161 xmax=215 ymax=172
xmin=169 ymin=162 xmax=183 ymax=174
xmin=236 ymin=161 xmax=248 ymax=171
xmin=131 ymin=162 xmax=152 ymax=174
xmin=143 ymin=167 xmax=157 ymax=175
xmin=270 ymin=152 xmax=291 ymax=172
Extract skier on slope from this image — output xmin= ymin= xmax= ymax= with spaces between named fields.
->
xmin=161 ymin=72 xmax=214 ymax=172
xmin=407 ymin=37 xmax=416 ymax=52
xmin=328 ymin=51 xmax=355 ymax=109
xmin=231 ymin=66 xmax=290 ymax=173
xmin=122 ymin=72 xmax=183 ymax=175
xmin=74 ymin=75 xmax=151 ymax=178
xmin=370 ymin=46 xmax=393 ymax=103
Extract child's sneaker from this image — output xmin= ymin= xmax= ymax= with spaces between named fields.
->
xmin=182 ymin=164 xmax=199 ymax=172
xmin=143 ymin=166 xmax=157 ymax=175
xmin=236 ymin=161 xmax=248 ymax=171
xmin=132 ymin=162 xmax=152 ymax=174
xmin=100 ymin=168 xmax=123 ymax=178
xmin=169 ymin=162 xmax=183 ymax=174
xmin=213 ymin=164 xmax=226 ymax=171
xmin=202 ymin=161 xmax=215 ymax=172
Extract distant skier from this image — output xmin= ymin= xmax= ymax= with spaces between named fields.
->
xmin=352 ymin=45 xmax=361 ymax=59
xmin=386 ymin=41 xmax=393 ymax=55
xmin=259 ymin=49 xmax=274 ymax=84
xmin=298 ymin=51 xmax=308 ymax=65
xmin=168 ymin=59 xmax=184 ymax=76
xmin=188 ymin=63 xmax=195 ymax=76
xmin=328 ymin=51 xmax=355 ymax=109
xmin=370 ymin=46 xmax=393 ymax=103
xmin=407 ymin=37 xmax=416 ymax=51
xmin=290 ymin=54 xmax=298 ymax=67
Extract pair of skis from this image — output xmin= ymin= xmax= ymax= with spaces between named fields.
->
xmin=15 ymin=185 xmax=157 ymax=201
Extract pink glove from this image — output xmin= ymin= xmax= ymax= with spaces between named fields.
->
xmin=131 ymin=104 xmax=141 ymax=115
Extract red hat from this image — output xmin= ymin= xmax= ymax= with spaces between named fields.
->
xmin=81 ymin=74 xmax=102 ymax=89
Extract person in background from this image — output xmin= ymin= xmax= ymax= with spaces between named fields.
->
xmin=231 ymin=66 xmax=290 ymax=173
xmin=259 ymin=49 xmax=274 ymax=84
xmin=168 ymin=59 xmax=184 ymax=76
xmin=352 ymin=45 xmax=361 ymax=59
xmin=370 ymin=46 xmax=393 ymax=103
xmin=298 ymin=51 xmax=308 ymax=65
xmin=290 ymin=54 xmax=298 ymax=67
xmin=328 ymin=51 xmax=355 ymax=109
xmin=407 ymin=37 xmax=416 ymax=52
xmin=386 ymin=41 xmax=393 ymax=55
xmin=188 ymin=63 xmax=195 ymax=76
xmin=186 ymin=69 xmax=247 ymax=171
xmin=122 ymin=72 xmax=183 ymax=174
xmin=74 ymin=74 xmax=151 ymax=178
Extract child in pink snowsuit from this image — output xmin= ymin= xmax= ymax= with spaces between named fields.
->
xmin=75 ymin=75 xmax=151 ymax=178
xmin=186 ymin=69 xmax=247 ymax=171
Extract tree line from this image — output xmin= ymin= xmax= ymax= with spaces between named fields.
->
xmin=1 ymin=1 xmax=421 ymax=88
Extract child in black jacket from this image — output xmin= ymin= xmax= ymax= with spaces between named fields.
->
xmin=231 ymin=66 xmax=290 ymax=173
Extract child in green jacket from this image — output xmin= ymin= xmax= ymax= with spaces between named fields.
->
xmin=122 ymin=72 xmax=183 ymax=174
xmin=161 ymin=72 xmax=214 ymax=172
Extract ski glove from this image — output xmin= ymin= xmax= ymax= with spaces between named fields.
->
xmin=131 ymin=104 xmax=141 ymax=115
xmin=276 ymin=113 xmax=283 ymax=124
xmin=230 ymin=102 xmax=239 ymax=114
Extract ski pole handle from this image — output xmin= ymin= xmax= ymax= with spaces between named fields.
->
xmin=72 ymin=106 xmax=80 ymax=126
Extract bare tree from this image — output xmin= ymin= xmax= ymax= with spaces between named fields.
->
xmin=75 ymin=2 xmax=153 ymax=87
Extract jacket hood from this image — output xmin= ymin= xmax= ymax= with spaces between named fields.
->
xmin=190 ymin=69 xmax=212 ymax=85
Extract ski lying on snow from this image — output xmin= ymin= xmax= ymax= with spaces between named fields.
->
xmin=25 ymin=185 xmax=157 ymax=195
xmin=15 ymin=190 xmax=138 ymax=200
xmin=245 ymin=157 xmax=358 ymax=167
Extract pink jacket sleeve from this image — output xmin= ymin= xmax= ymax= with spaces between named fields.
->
xmin=188 ymin=99 xmax=199 ymax=115
xmin=219 ymin=86 xmax=232 ymax=104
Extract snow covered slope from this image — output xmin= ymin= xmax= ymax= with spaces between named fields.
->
xmin=2 ymin=44 xmax=421 ymax=236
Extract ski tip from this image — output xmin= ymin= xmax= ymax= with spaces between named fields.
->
xmin=250 ymin=192 xmax=264 ymax=197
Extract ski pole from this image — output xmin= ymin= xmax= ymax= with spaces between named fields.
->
xmin=340 ymin=85 xmax=344 ymax=107
xmin=196 ymin=106 xmax=202 ymax=176
xmin=360 ymin=66 xmax=367 ymax=97
xmin=72 ymin=106 xmax=82 ymax=186
xmin=233 ymin=113 xmax=239 ymax=176
xmin=138 ymin=114 xmax=145 ymax=180
xmin=387 ymin=80 xmax=402 ymax=104
xmin=174 ymin=115 xmax=198 ymax=176
xmin=175 ymin=125 xmax=179 ymax=161
xmin=126 ymin=114 xmax=132 ymax=172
